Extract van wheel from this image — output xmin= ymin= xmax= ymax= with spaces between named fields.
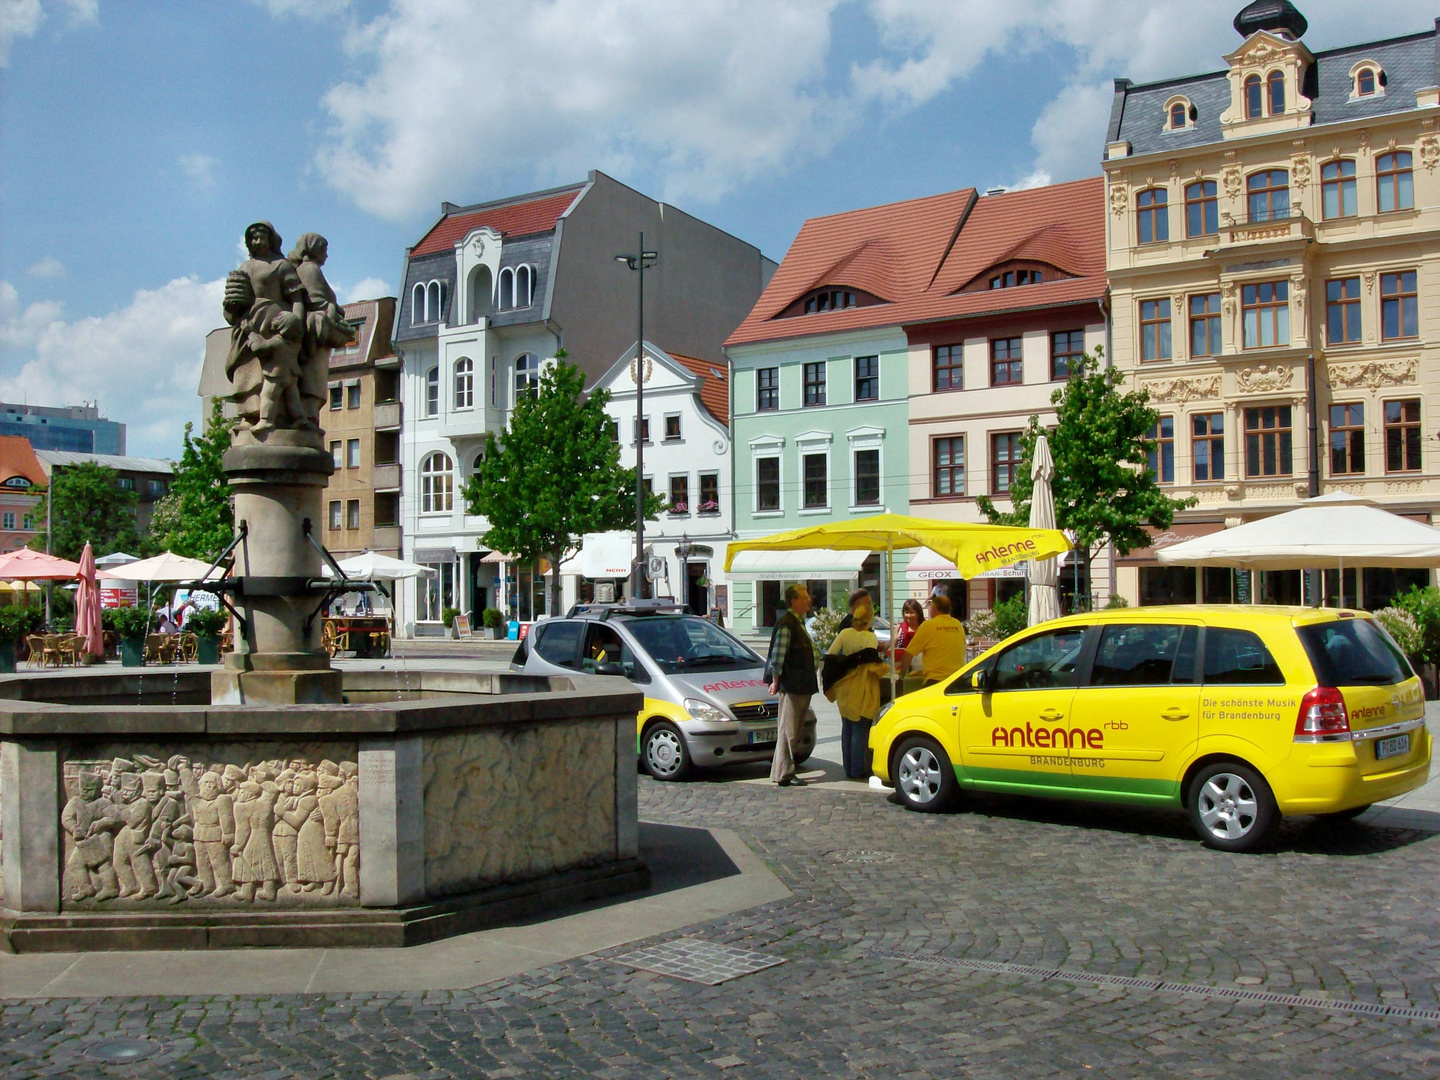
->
xmin=643 ymin=721 xmax=692 ymax=781
xmin=1187 ymin=762 xmax=1277 ymax=852
xmin=891 ymin=736 xmax=958 ymax=813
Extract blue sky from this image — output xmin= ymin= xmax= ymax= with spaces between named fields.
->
xmin=0 ymin=0 xmax=1429 ymax=456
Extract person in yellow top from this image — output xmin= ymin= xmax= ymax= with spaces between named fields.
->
xmin=895 ymin=594 xmax=966 ymax=685
xmin=824 ymin=601 xmax=890 ymax=779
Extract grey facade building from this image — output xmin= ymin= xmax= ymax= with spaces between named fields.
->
xmin=0 ymin=402 xmax=125 ymax=455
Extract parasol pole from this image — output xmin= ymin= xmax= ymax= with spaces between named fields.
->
xmin=887 ymin=534 xmax=897 ymax=700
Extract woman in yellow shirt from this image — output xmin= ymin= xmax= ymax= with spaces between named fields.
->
xmin=824 ymin=603 xmax=890 ymax=779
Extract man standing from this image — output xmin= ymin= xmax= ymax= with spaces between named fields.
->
xmin=895 ymin=594 xmax=967 ymax=686
xmin=766 ymin=583 xmax=817 ymax=787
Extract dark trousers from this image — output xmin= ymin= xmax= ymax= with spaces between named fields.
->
xmin=841 ymin=716 xmax=872 ymax=779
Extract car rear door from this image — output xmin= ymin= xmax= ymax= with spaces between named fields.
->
xmin=526 ymin=619 xmax=586 ymax=674
xmin=1067 ymin=621 xmax=1201 ymax=802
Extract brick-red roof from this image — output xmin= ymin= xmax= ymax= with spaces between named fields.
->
xmin=726 ymin=177 xmax=1105 ymax=346
xmin=410 ymin=189 xmax=584 ymax=256
xmin=669 ymin=352 xmax=729 ymax=426
xmin=0 ymin=436 xmax=47 ymax=489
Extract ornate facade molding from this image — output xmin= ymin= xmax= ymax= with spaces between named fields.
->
xmin=1109 ymin=184 xmax=1129 ymax=216
xmin=1235 ymin=363 xmax=1295 ymax=393
xmin=1328 ymin=358 xmax=1418 ymax=389
xmin=1421 ymin=133 xmax=1440 ymax=173
xmin=1386 ymin=479 xmax=1423 ymax=495
xmin=1144 ymin=374 xmax=1221 ymax=404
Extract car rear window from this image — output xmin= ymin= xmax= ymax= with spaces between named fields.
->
xmin=1089 ymin=625 xmax=1199 ymax=686
xmin=533 ymin=621 xmax=584 ymax=669
xmin=1203 ymin=627 xmax=1284 ymax=685
xmin=1298 ymin=619 xmax=1414 ymax=687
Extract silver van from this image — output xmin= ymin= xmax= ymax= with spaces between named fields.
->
xmin=510 ymin=601 xmax=817 ymax=781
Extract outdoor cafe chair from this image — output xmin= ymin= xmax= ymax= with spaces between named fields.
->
xmin=178 ymin=633 xmax=198 ymax=663
xmin=23 ymin=634 xmax=46 ymax=669
xmin=144 ymin=634 xmax=177 ymax=665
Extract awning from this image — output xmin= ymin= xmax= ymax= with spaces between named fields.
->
xmin=726 ymin=547 xmax=868 ymax=581
xmin=565 ymin=531 xmax=636 ymax=578
xmin=1118 ymin=522 xmax=1226 ymax=566
xmin=905 ymin=546 xmax=1067 ymax=581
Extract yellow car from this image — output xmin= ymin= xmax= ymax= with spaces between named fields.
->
xmin=869 ymin=606 xmax=1430 ymax=851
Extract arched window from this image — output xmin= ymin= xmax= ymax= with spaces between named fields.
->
xmin=1321 ymin=159 xmax=1357 ymax=219
xmin=1244 ymin=74 xmax=1263 ymax=120
xmin=1185 ymin=180 xmax=1218 ymax=237
xmin=1170 ymin=102 xmax=1186 ymax=130
xmin=426 ymin=281 xmax=443 ymax=324
xmin=472 ymin=452 xmax=485 ymax=474
xmin=514 ymin=352 xmax=540 ymax=403
xmin=1377 ymin=151 xmax=1414 ymax=213
xmin=420 ymin=452 xmax=454 ymax=514
xmin=454 ymin=358 xmax=474 ymax=410
xmin=1136 ymin=188 xmax=1169 ymax=244
xmin=468 ymin=265 xmax=492 ymax=322
xmin=1267 ymin=70 xmax=1285 ymax=115
xmin=412 ymin=283 xmax=426 ymax=324
xmin=425 ymin=367 xmax=439 ymax=417
xmin=1247 ymin=169 xmax=1289 ymax=222
xmin=1357 ymin=68 xmax=1376 ymax=96
xmin=498 ymin=267 xmax=515 ymax=311
xmin=515 ymin=265 xmax=532 ymax=307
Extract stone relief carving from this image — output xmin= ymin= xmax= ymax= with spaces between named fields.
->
xmin=1144 ymin=374 xmax=1221 ymax=404
xmin=1421 ymin=134 xmax=1440 ymax=173
xmin=1109 ymin=184 xmax=1129 ymax=216
xmin=1246 ymin=483 xmax=1300 ymax=501
xmin=1291 ymin=155 xmax=1311 ymax=190
xmin=1222 ymin=163 xmax=1243 ymax=199
xmin=1195 ymin=487 xmax=1228 ymax=503
xmin=60 ymin=751 xmax=359 ymax=908
xmin=1235 ymin=363 xmax=1294 ymax=393
xmin=1221 ymin=281 xmax=1237 ymax=318
xmin=1168 ymin=159 xmax=1181 ymax=182
xmin=1358 ymin=129 xmax=1370 ymax=156
xmin=1329 ymin=358 xmax=1418 ymax=389
xmin=1387 ymin=479 xmax=1423 ymax=495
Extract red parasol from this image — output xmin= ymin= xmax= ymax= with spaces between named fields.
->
xmin=74 ymin=542 xmax=103 ymax=658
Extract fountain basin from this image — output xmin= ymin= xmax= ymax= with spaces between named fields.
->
xmin=0 ymin=670 xmax=646 ymax=951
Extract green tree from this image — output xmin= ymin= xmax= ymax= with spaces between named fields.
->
xmin=977 ymin=350 xmax=1196 ymax=606
xmin=149 ymin=400 xmax=235 ymax=559
xmin=463 ymin=358 xmax=663 ymax=613
xmin=32 ymin=462 xmax=140 ymax=560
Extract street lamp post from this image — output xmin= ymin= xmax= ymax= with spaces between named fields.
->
xmin=615 ymin=234 xmax=657 ymax=601
xmin=676 ymin=532 xmax=693 ymax=613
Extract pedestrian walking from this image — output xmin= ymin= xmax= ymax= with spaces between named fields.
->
xmin=824 ymin=600 xmax=888 ymax=779
xmin=895 ymin=594 xmax=966 ymax=685
xmin=766 ymin=583 xmax=816 ymax=787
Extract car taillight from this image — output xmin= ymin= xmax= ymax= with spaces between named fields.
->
xmin=1295 ymin=686 xmax=1349 ymax=741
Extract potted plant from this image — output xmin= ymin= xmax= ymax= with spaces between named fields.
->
xmin=109 ymin=605 xmax=153 ymax=667
xmin=0 ymin=605 xmax=42 ymax=673
xmin=441 ymin=606 xmax=460 ymax=638
xmin=482 ymin=607 xmax=505 ymax=640
xmin=185 ymin=607 xmax=229 ymax=664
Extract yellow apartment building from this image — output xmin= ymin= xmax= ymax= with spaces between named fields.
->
xmin=1105 ymin=1 xmax=1440 ymax=609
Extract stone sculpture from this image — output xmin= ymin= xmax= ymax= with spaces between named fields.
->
xmin=59 ymin=755 xmax=360 ymax=908
xmin=222 ymin=223 xmax=352 ymax=444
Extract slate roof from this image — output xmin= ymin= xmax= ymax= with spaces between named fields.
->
xmin=1113 ymin=23 xmax=1440 ymax=158
xmin=669 ymin=352 xmax=730 ymax=426
xmin=725 ymin=177 xmax=1105 ymax=348
xmin=409 ymin=186 xmax=585 ymax=255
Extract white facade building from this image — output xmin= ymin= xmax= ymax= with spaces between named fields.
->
xmin=572 ymin=342 xmax=733 ymax=618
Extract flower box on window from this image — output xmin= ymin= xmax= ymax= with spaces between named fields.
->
xmin=697 ymin=500 xmax=720 ymax=515
xmin=668 ymin=502 xmax=689 ymax=515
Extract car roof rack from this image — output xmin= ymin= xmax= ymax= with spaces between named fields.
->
xmin=565 ymin=599 xmax=689 ymax=621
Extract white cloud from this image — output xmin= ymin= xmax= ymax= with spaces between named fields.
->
xmin=60 ymin=0 xmax=95 ymax=27
xmin=178 ymin=152 xmax=216 ymax=194
xmin=25 ymin=255 xmax=65 ymax=279
xmin=341 ymin=276 xmax=390 ymax=303
xmin=0 ymin=277 xmax=223 ymax=458
xmin=313 ymin=0 xmax=844 ymax=220
xmin=0 ymin=0 xmax=43 ymax=65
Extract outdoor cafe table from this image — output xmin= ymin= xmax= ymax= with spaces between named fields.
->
xmin=322 ymin=615 xmax=390 ymax=657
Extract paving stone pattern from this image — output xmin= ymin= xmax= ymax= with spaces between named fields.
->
xmin=611 ymin=938 xmax=785 ymax=985
xmin=8 ymin=777 xmax=1440 ymax=1077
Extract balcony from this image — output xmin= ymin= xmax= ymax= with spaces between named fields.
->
xmin=1215 ymin=208 xmax=1313 ymax=251
xmin=374 ymin=400 xmax=401 ymax=431
xmin=372 ymin=463 xmax=401 ymax=491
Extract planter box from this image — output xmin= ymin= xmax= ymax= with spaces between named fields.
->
xmin=0 ymin=641 xmax=14 ymax=674
xmin=121 ymin=637 xmax=145 ymax=667
xmin=197 ymin=635 xmax=220 ymax=665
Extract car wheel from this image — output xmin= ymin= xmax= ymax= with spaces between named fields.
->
xmin=1187 ymin=761 xmax=1277 ymax=852
xmin=643 ymin=721 xmax=692 ymax=781
xmin=891 ymin=735 xmax=958 ymax=813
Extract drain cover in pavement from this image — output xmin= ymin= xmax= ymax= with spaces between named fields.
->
xmin=612 ymin=938 xmax=785 ymax=984
xmin=831 ymin=849 xmax=896 ymax=864
xmin=86 ymin=1038 xmax=163 ymax=1063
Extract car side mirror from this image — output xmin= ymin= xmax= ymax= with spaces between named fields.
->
xmin=595 ymin=661 xmax=624 ymax=677
xmin=970 ymin=668 xmax=991 ymax=693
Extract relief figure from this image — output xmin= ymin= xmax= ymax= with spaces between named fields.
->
xmin=61 ymin=772 xmax=120 ymax=902
xmin=191 ymin=772 xmax=236 ymax=898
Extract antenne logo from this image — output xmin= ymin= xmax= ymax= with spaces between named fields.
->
xmin=992 ymin=723 xmax=1104 ymax=750
xmin=974 ymin=539 xmax=1038 ymax=567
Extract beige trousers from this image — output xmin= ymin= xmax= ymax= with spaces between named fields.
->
xmin=770 ymin=692 xmax=811 ymax=783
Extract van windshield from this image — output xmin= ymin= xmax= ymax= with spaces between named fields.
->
xmin=619 ymin=616 xmax=763 ymax=674
xmin=1297 ymin=619 xmax=1414 ymax=687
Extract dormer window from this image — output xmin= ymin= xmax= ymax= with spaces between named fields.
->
xmin=1350 ymin=62 xmax=1385 ymax=99
xmin=1244 ymin=74 xmax=1263 ymax=119
xmin=1163 ymin=96 xmax=1196 ymax=131
xmin=805 ymin=289 xmax=856 ymax=314
xmin=1170 ymin=102 xmax=1186 ymax=129
xmin=1267 ymin=70 xmax=1285 ymax=114
xmin=989 ymin=269 xmax=1043 ymax=289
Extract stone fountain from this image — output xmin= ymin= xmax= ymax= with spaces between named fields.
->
xmin=0 ymin=226 xmax=646 ymax=951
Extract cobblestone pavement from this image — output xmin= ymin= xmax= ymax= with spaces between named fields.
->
xmin=7 ymin=772 xmax=1440 ymax=1079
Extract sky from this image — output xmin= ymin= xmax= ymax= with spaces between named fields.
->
xmin=0 ymin=0 xmax=1431 ymax=457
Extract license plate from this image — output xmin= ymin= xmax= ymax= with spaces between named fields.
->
xmin=1376 ymin=733 xmax=1410 ymax=760
xmin=748 ymin=727 xmax=777 ymax=744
